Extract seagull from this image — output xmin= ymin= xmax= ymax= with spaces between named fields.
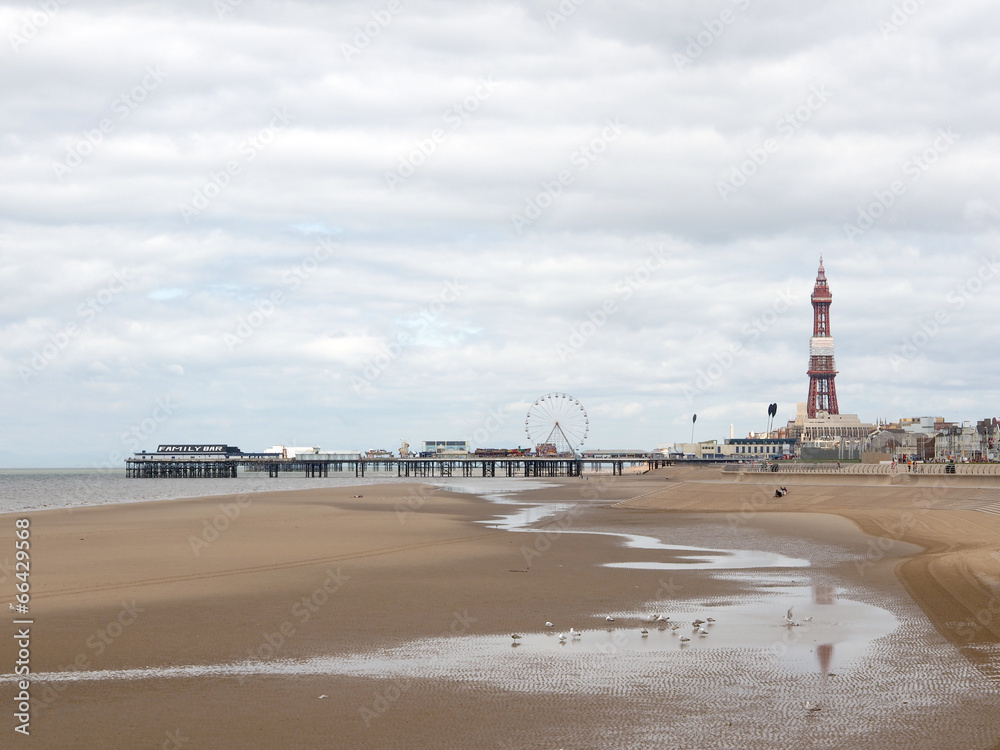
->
xmin=698 ymin=628 xmax=709 ymax=636
xmin=640 ymin=628 xmax=649 ymax=636
xmin=785 ymin=607 xmax=794 ymax=623
xmin=805 ymin=701 xmax=821 ymax=712
xmin=706 ymin=617 xmax=715 ymax=623
xmin=606 ymin=615 xmax=615 ymax=623
xmin=679 ymin=635 xmax=690 ymax=642
xmin=7 ymin=603 xmax=16 ymax=612
xmin=803 ymin=616 xmax=813 ymax=622
xmin=318 ymin=694 xmax=328 ymax=699
xmin=569 ymin=628 xmax=581 ymax=637
xmin=545 ymin=622 xmax=554 ymax=628
xmin=692 ymin=619 xmax=704 ymax=626
xmin=511 ymin=634 xmax=522 ymax=641
xmin=558 ymin=633 xmax=567 ymax=642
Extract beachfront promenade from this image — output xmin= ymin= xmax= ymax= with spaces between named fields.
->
xmin=726 ymin=462 xmax=1000 ymax=476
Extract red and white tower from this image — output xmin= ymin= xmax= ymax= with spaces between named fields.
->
xmin=806 ymin=257 xmax=839 ymax=418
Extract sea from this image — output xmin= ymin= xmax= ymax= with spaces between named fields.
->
xmin=0 ymin=467 xmax=406 ymax=516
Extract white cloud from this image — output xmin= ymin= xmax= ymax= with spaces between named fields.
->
xmin=1 ymin=0 xmax=998 ymax=465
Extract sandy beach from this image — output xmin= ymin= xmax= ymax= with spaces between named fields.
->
xmin=3 ymin=467 xmax=1000 ymax=749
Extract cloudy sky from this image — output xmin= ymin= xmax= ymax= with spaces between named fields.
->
xmin=2 ymin=0 xmax=998 ymax=467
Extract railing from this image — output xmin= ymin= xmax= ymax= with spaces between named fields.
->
xmin=723 ymin=462 xmax=1000 ymax=476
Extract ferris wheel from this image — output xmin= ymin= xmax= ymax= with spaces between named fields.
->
xmin=525 ymin=392 xmax=589 ymax=456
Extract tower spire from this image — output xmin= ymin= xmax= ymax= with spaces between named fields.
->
xmin=806 ymin=256 xmax=839 ymax=418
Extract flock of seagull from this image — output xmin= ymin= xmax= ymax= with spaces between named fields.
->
xmin=509 ymin=607 xmax=822 ymax=712
xmin=510 ymin=612 xmax=723 ymax=647
xmin=510 ymin=607 xmax=814 ymax=646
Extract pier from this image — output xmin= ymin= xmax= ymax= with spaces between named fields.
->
xmin=125 ymin=456 xmax=670 ymax=479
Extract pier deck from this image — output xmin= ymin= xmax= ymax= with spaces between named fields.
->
xmin=125 ymin=456 xmax=669 ymax=479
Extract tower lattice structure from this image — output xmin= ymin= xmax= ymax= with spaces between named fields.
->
xmin=806 ymin=257 xmax=839 ymax=418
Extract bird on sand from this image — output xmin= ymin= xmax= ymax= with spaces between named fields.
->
xmin=679 ymin=635 xmax=690 ymax=642
xmin=558 ymin=633 xmax=567 ymax=642
xmin=545 ymin=622 xmax=554 ymax=628
xmin=640 ymin=628 xmax=649 ymax=636
xmin=606 ymin=615 xmax=615 ymax=622
xmin=511 ymin=634 xmax=522 ymax=641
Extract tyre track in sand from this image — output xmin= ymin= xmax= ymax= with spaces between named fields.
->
xmin=32 ymin=529 xmax=504 ymax=601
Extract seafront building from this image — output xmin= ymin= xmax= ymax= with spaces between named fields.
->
xmin=868 ymin=417 xmax=1000 ymax=462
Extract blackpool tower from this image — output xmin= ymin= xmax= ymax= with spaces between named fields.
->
xmin=806 ymin=257 xmax=839 ymax=418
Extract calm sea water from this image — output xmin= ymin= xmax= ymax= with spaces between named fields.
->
xmin=0 ymin=469 xmax=555 ymax=516
xmin=0 ymin=468 xmax=426 ymax=516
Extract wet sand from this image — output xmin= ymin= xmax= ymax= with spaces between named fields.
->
xmin=2 ymin=468 xmax=999 ymax=748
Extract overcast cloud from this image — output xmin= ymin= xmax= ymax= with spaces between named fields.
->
xmin=1 ymin=0 xmax=998 ymax=466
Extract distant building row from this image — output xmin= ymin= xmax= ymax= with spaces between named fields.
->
xmin=663 ymin=413 xmax=999 ymax=463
